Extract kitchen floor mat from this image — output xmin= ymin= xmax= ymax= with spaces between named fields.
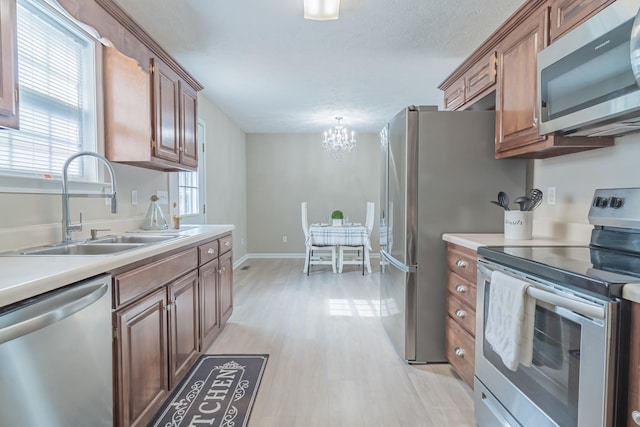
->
xmin=149 ymin=354 xmax=269 ymax=427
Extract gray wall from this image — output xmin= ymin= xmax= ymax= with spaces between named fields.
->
xmin=246 ymin=133 xmax=380 ymax=254
xmin=199 ymin=96 xmax=248 ymax=260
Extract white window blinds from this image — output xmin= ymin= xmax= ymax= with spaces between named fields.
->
xmin=0 ymin=0 xmax=96 ymax=181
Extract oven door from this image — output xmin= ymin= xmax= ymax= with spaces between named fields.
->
xmin=475 ymin=259 xmax=618 ymax=427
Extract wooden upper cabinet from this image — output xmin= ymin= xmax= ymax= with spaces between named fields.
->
xmin=103 ymin=46 xmax=152 ymax=164
xmin=495 ymin=7 xmax=547 ymax=154
xmin=0 ymin=0 xmax=18 ymax=129
xmin=442 ymin=51 xmax=497 ymax=111
xmin=180 ymin=82 xmax=198 ymax=168
xmin=465 ymin=52 xmax=497 ymax=103
xmin=549 ymin=0 xmax=615 ymax=42
xmin=150 ymin=57 xmax=197 ymax=171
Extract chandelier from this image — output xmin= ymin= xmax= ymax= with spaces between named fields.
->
xmin=322 ymin=116 xmax=356 ymax=159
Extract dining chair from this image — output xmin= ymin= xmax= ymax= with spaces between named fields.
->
xmin=338 ymin=201 xmax=374 ymax=274
xmin=301 ymin=202 xmax=336 ymax=274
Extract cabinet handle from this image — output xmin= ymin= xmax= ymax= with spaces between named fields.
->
xmin=455 ymin=284 xmax=467 ymax=293
xmin=455 ymin=309 xmax=466 ymax=318
xmin=454 ymin=347 xmax=465 ymax=357
xmin=224 ymin=241 xmax=230 ymax=247
xmin=207 ymin=248 xmax=215 ymax=255
xmin=164 ymin=303 xmax=171 ymax=312
xmin=632 ymin=411 xmax=640 ymax=425
xmin=455 ymin=259 xmax=467 ymax=268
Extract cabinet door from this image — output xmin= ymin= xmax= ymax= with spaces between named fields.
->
xmin=0 ymin=0 xmax=18 ymax=129
xmin=199 ymin=258 xmax=220 ymax=350
xmin=168 ymin=270 xmax=200 ymax=387
xmin=465 ymin=51 xmax=497 ymax=102
xmin=549 ymin=0 xmax=614 ymax=42
xmin=151 ymin=58 xmax=180 ymax=163
xmin=219 ymin=251 xmax=233 ymax=324
xmin=443 ymin=77 xmax=465 ymax=111
xmin=628 ymin=302 xmax=640 ymax=426
xmin=495 ymin=8 xmax=548 ymax=154
xmin=180 ymin=82 xmax=198 ymax=169
xmin=115 ymin=288 xmax=169 ymax=427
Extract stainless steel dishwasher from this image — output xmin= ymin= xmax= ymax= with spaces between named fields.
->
xmin=0 ymin=274 xmax=112 ymax=427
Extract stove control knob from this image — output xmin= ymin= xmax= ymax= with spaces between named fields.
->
xmin=609 ymin=197 xmax=624 ymax=209
xmin=593 ymin=196 xmax=609 ymax=208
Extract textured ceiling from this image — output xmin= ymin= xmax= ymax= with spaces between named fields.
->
xmin=113 ymin=0 xmax=525 ymax=134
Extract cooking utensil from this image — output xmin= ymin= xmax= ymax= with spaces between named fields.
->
xmin=490 ymin=200 xmax=507 ymax=210
xmin=498 ymin=191 xmax=510 ymax=211
xmin=514 ymin=196 xmax=532 ymax=211
xmin=528 ymin=188 xmax=543 ymax=211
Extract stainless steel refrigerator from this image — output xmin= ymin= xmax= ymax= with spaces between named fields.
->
xmin=379 ymin=106 xmax=526 ymax=363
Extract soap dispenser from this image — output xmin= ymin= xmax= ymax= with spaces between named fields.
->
xmin=141 ymin=195 xmax=168 ymax=230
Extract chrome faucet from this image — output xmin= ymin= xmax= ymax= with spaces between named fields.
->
xmin=62 ymin=151 xmax=118 ymax=241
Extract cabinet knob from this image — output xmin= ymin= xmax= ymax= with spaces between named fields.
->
xmin=224 ymin=241 xmax=230 ymax=247
xmin=632 ymin=411 xmax=640 ymax=425
xmin=207 ymin=248 xmax=215 ymax=255
xmin=455 ymin=284 xmax=467 ymax=293
xmin=455 ymin=309 xmax=466 ymax=318
xmin=455 ymin=259 xmax=467 ymax=268
xmin=454 ymin=347 xmax=465 ymax=357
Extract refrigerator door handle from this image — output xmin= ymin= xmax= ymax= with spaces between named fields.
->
xmin=381 ymin=250 xmax=417 ymax=273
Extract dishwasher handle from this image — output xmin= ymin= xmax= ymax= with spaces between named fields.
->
xmin=0 ymin=276 xmax=110 ymax=345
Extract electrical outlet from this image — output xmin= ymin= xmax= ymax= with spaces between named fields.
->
xmin=282 ymin=235 xmax=288 ymax=243
xmin=547 ymin=186 xmax=557 ymax=205
xmin=131 ymin=189 xmax=138 ymax=205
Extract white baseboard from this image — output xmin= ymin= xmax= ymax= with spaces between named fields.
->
xmin=234 ymin=252 xmax=380 ymax=269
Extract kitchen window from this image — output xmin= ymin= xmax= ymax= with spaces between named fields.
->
xmin=0 ymin=0 xmax=98 ymax=193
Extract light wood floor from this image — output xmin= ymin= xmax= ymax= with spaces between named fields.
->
xmin=205 ymin=258 xmax=475 ymax=427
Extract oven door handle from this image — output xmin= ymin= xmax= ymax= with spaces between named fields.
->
xmin=478 ymin=263 xmax=605 ymax=320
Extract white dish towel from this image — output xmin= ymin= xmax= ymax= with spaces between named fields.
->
xmin=485 ymin=270 xmax=536 ymax=371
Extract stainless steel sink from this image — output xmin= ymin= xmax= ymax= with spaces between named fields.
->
xmin=88 ymin=235 xmax=181 ymax=244
xmin=20 ymin=243 xmax=145 ymax=256
xmin=1 ymin=233 xmax=184 ymax=256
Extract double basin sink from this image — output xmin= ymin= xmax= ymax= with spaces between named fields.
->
xmin=9 ymin=234 xmax=184 ymax=256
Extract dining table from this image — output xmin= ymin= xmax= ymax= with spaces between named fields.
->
xmin=306 ymin=223 xmax=371 ymax=274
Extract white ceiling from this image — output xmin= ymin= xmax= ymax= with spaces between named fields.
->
xmin=113 ymin=0 xmax=525 ymax=134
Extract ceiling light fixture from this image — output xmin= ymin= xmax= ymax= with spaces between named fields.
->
xmin=323 ymin=116 xmax=356 ymax=159
xmin=303 ymin=0 xmax=340 ymax=20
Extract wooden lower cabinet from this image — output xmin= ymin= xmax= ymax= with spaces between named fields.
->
xmin=168 ymin=270 xmax=200 ymax=387
xmin=445 ymin=243 xmax=478 ymax=388
xmin=628 ymin=302 xmax=640 ymax=426
xmin=219 ymin=250 xmax=234 ymax=324
xmin=199 ymin=258 xmax=221 ymax=350
xmin=114 ymin=287 xmax=169 ymax=427
xmin=113 ymin=235 xmax=234 ymax=427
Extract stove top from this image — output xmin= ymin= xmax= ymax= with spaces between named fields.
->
xmin=477 ymin=246 xmax=637 ymax=298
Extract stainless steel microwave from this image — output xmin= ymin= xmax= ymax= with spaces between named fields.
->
xmin=538 ymin=0 xmax=640 ymax=137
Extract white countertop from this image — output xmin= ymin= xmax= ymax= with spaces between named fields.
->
xmin=0 ymin=224 xmax=234 ymax=307
xmin=442 ymin=233 xmax=587 ymax=251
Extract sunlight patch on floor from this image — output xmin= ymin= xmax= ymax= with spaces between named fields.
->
xmin=328 ymin=298 xmax=381 ymax=317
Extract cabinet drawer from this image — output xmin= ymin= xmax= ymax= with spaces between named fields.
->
xmin=448 ymin=293 xmax=476 ymax=336
xmin=447 ymin=271 xmax=476 ymax=309
xmin=114 ymin=248 xmax=197 ymax=308
xmin=198 ymin=239 xmax=219 ymax=265
xmin=219 ymin=234 xmax=233 ymax=255
xmin=446 ymin=316 xmax=475 ymax=388
xmin=447 ymin=244 xmax=477 ymax=284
